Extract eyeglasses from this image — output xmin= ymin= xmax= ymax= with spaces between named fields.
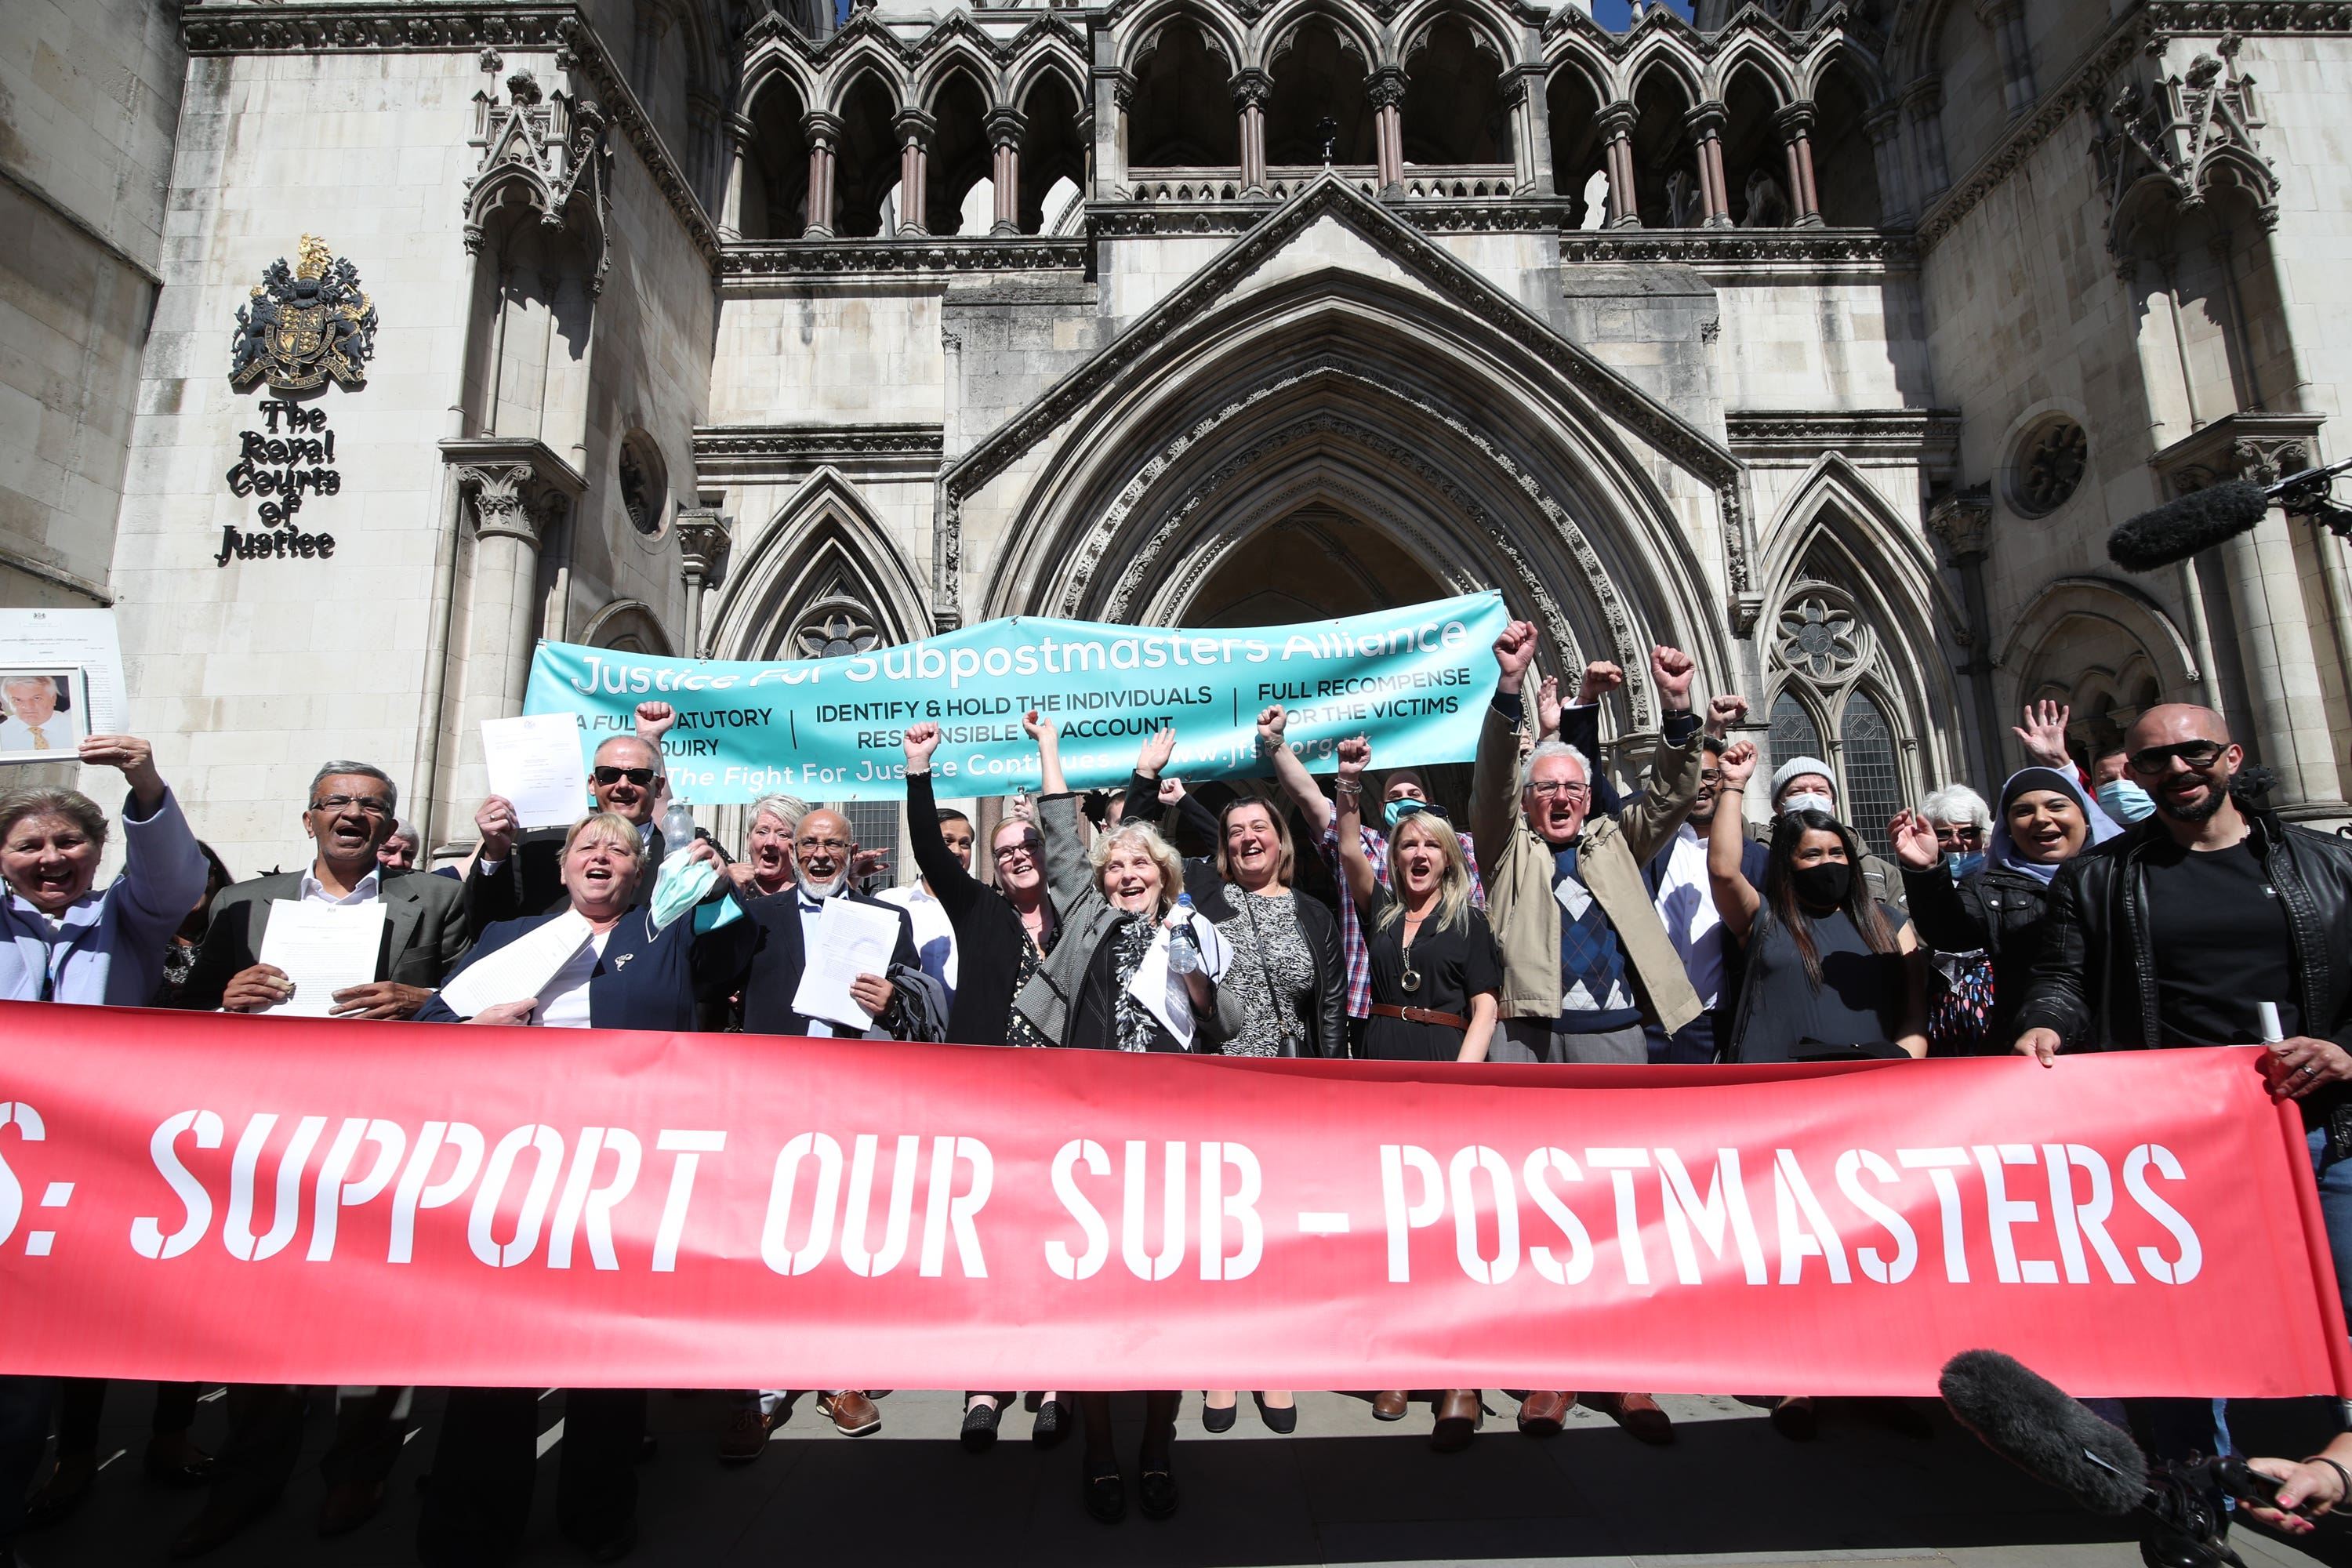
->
xmin=796 ymin=837 xmax=851 ymax=855
xmin=2129 ymin=740 xmax=2227 ymax=773
xmin=994 ymin=838 xmax=1041 ymax=860
xmin=1524 ymin=780 xmax=1591 ymax=800
xmin=593 ymin=766 xmax=659 ymax=787
xmin=310 ymin=794 xmax=392 ymax=817
xmin=1933 ymin=826 xmax=1983 ymax=846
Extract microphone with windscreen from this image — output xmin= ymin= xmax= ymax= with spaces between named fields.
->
xmin=2107 ymin=483 xmax=2270 ymax=573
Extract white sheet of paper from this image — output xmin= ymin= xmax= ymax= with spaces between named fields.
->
xmin=436 ymin=911 xmax=595 ymax=1020
xmin=0 ymin=608 xmax=126 ymax=732
xmin=792 ymin=898 xmax=902 ymax=1029
xmin=481 ymin=713 xmax=589 ymax=830
xmin=253 ymin=900 xmax=387 ymax=1018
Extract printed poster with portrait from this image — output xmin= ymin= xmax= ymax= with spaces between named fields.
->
xmin=0 ymin=667 xmax=89 ymax=763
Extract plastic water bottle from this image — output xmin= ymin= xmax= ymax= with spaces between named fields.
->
xmin=661 ymin=797 xmax=696 ymax=849
xmin=1168 ymin=892 xmax=1202 ymax=975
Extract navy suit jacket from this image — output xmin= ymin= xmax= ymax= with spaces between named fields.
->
xmin=737 ymin=889 xmax=919 ymax=1036
xmin=416 ymin=899 xmax=754 ymax=1032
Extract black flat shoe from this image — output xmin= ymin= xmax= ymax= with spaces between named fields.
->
xmin=1032 ymin=1398 xmax=1071 ymax=1448
xmin=24 ymin=1451 xmax=95 ymax=1528
xmin=1769 ymin=1396 xmax=1818 ymax=1443
xmin=143 ymin=1434 xmax=215 ymax=1488
xmin=1083 ymin=1459 xmax=1126 ymax=1524
xmin=1138 ymin=1468 xmax=1180 ymax=1519
xmin=1254 ymin=1393 xmax=1298 ymax=1435
xmin=1201 ymin=1399 xmax=1237 ymax=1433
xmin=961 ymin=1399 xmax=1001 ymax=1454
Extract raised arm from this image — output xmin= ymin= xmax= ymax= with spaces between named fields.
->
xmin=1888 ymin=808 xmax=1987 ymax=955
xmin=1708 ymin=740 xmax=1765 ymax=943
xmin=1333 ymin=735 xmax=1377 ymax=913
xmin=1025 ymin=707 xmax=1069 ymax=798
xmin=902 ymin=724 xmax=985 ymax=920
xmin=1613 ymin=646 xmax=1707 ymax=866
xmin=1471 ymin=619 xmax=1539 ymax=863
xmin=1258 ymin=705 xmax=1334 ymax=836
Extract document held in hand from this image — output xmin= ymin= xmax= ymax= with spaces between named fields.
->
xmin=434 ymin=911 xmax=596 ymax=1020
xmin=252 ymin=900 xmax=386 ymax=1017
xmin=481 ymin=713 xmax=590 ymax=830
xmin=792 ymin=898 xmax=901 ymax=1029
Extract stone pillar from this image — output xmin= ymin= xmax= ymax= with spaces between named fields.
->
xmin=1864 ymin=102 xmax=1914 ymax=225
xmin=987 ymin=106 xmax=1025 ymax=234
xmin=1091 ymin=42 xmax=1130 ymax=199
xmin=718 ymin=111 xmax=753 ymax=241
xmin=1973 ymin=0 xmax=2038 ymax=118
xmin=1901 ymin=78 xmax=1950 ymax=204
xmin=1686 ymin=102 xmax=1731 ymax=227
xmin=804 ymin=111 xmax=841 ymax=238
xmin=1367 ymin=67 xmax=1406 ymax=193
xmin=688 ymin=89 xmax=724 ymax=199
xmin=1506 ymin=65 xmax=1553 ymax=197
xmin=1774 ymin=102 xmax=1821 ymax=225
xmin=1232 ymin=69 xmax=1272 ymax=194
xmin=1598 ymin=100 xmax=1639 ymax=227
xmin=673 ymin=509 xmax=732 ymax=660
xmin=1926 ymin=486 xmax=2005 ymax=785
xmin=895 ymin=107 xmax=935 ymax=236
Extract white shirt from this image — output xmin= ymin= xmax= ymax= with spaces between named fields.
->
xmin=0 ymin=713 xmax=71 ymax=753
xmin=299 ymin=866 xmax=381 ymax=906
xmin=878 ymin=881 xmax=956 ymax=1004
xmin=535 ymin=929 xmax=612 ymax=1029
xmin=1652 ymin=822 xmax=1729 ymax=1008
xmin=796 ymin=895 xmax=838 ymax=1036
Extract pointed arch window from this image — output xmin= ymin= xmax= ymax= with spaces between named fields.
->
xmin=1768 ymin=691 xmax=1823 ymax=775
xmin=1764 ymin=578 xmax=1915 ymax=858
xmin=1839 ymin=691 xmax=1903 ymax=856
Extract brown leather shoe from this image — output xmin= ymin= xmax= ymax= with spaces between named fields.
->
xmin=818 ymin=1390 xmax=881 ymax=1436
xmin=1429 ymin=1389 xmax=1482 ymax=1452
xmin=1516 ymin=1390 xmax=1572 ymax=1436
xmin=717 ymin=1405 xmax=775 ymax=1461
xmin=1372 ymin=1390 xmax=1409 ymax=1422
xmin=1586 ymin=1391 xmax=1675 ymax=1446
xmin=318 ymin=1478 xmax=386 ymax=1537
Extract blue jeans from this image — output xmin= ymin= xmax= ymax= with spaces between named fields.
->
xmin=2310 ymin=1125 xmax=2352 ymax=1329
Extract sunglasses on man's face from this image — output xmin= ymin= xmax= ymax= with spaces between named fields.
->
xmin=593 ymin=766 xmax=659 ymax=788
xmin=2128 ymin=741 xmax=2227 ymax=774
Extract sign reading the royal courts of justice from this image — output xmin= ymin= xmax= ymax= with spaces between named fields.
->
xmin=217 ymin=235 xmax=375 ymax=567
xmin=527 ymin=593 xmax=1514 ymax=802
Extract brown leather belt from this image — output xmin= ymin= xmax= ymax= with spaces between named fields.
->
xmin=1370 ymin=1003 xmax=1468 ymax=1029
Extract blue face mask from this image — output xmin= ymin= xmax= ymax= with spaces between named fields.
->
xmin=2096 ymin=780 xmax=2156 ymax=824
xmin=1948 ymin=851 xmax=1987 ymax=880
xmin=1385 ymin=798 xmax=1449 ymax=830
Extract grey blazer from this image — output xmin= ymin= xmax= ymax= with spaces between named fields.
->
xmin=175 ymin=867 xmax=473 ymax=1011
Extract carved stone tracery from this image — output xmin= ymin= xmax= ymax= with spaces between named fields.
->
xmin=465 ymin=68 xmax=616 ymax=292
xmin=2090 ymin=34 xmax=2281 ymax=269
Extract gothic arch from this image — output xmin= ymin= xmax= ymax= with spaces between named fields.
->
xmin=1255 ymin=0 xmax=1385 ymax=75
xmin=913 ymin=45 xmax=1004 ymax=115
xmin=1392 ymin=0 xmax=1516 ymax=75
xmin=1007 ymin=48 xmax=1088 ymax=116
xmin=820 ymin=47 xmax=909 ymax=118
xmin=1998 ymin=575 xmax=2201 ymax=752
xmin=706 ymin=470 xmax=930 ymax=663
xmin=1795 ymin=33 xmax=1888 ymax=105
xmin=578 ymin=597 xmax=676 ymax=655
xmin=1117 ymin=2 xmax=1245 ymax=78
xmin=1617 ymin=34 xmax=1704 ymax=106
xmin=1707 ymin=40 xmax=1796 ymax=105
xmin=740 ymin=46 xmax=822 ymax=125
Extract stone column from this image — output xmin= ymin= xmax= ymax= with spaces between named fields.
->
xmin=1901 ymin=78 xmax=1950 ymax=204
xmin=1367 ymin=67 xmax=1406 ymax=193
xmin=895 ymin=107 xmax=935 ymax=236
xmin=718 ymin=111 xmax=753 ymax=241
xmin=1598 ymin=100 xmax=1639 ymax=227
xmin=674 ymin=510 xmax=732 ymax=659
xmin=1973 ymin=0 xmax=2038 ymax=118
xmin=1091 ymin=42 xmax=1130 ymax=199
xmin=1232 ymin=69 xmax=1272 ymax=194
xmin=1506 ymin=64 xmax=1553 ymax=197
xmin=1774 ymin=102 xmax=1822 ymax=225
xmin=1686 ymin=102 xmax=1731 ymax=227
xmin=804 ymin=111 xmax=841 ymax=238
xmin=1926 ymin=486 xmax=2005 ymax=785
xmin=1864 ymin=102 xmax=1915 ymax=225
xmin=987 ymin=106 xmax=1025 ymax=234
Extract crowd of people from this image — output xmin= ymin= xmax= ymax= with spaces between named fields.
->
xmin=4 ymin=618 xmax=2352 ymax=1565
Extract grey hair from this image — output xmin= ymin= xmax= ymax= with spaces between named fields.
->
xmin=310 ymin=760 xmax=397 ymax=815
xmin=1919 ymin=783 xmax=1991 ymax=832
xmin=1519 ymin=739 xmax=1594 ymax=794
xmin=749 ymin=793 xmax=808 ymax=832
xmin=0 ymin=786 xmax=108 ymax=851
xmin=386 ymin=818 xmax=422 ymax=847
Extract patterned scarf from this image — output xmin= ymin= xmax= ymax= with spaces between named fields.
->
xmin=1111 ymin=914 xmax=1158 ymax=1054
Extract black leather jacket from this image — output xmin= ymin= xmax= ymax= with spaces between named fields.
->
xmin=2012 ymin=808 xmax=2352 ymax=1054
xmin=1902 ymin=861 xmax=2062 ymax=1051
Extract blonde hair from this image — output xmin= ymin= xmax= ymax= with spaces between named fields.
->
xmin=561 ymin=811 xmax=649 ymax=888
xmin=1087 ymin=821 xmax=1185 ymax=917
xmin=1214 ymin=795 xmax=1295 ymax=886
xmin=1375 ymin=814 xmax=1472 ymax=935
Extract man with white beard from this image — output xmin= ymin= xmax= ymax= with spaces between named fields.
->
xmin=731 ymin=807 xmax=919 ymax=1442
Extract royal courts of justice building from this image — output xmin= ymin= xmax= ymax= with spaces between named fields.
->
xmin=5 ymin=0 xmax=2350 ymax=873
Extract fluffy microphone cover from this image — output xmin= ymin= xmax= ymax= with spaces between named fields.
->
xmin=2107 ymin=481 xmax=2268 ymax=572
xmin=1940 ymin=1348 xmax=2149 ymax=1515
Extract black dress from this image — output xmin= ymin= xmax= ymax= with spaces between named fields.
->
xmin=1727 ymin=902 xmax=1913 ymax=1063
xmin=1358 ymin=896 xmax=1502 ymax=1062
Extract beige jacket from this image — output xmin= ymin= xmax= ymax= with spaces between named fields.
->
xmin=1468 ymin=699 xmax=1707 ymax=1036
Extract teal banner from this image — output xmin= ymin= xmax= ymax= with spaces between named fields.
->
xmin=524 ymin=592 xmax=1508 ymax=802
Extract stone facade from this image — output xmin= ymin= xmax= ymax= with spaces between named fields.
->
xmin=2 ymin=0 xmax=2345 ymax=875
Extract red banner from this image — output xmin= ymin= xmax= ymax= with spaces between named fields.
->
xmin=1 ymin=1002 xmax=2345 ymax=1398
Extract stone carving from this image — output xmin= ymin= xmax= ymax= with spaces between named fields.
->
xmin=616 ymin=432 xmax=666 ymax=535
xmin=2014 ymin=419 xmax=2088 ymax=515
xmin=795 ymin=603 xmax=884 ymax=659
xmin=720 ymin=238 xmax=1089 ymax=276
xmin=456 ymin=461 xmax=573 ymax=546
xmin=1925 ymin=485 xmax=1995 ymax=564
xmin=1665 ymin=168 xmax=1704 ymax=227
xmin=2090 ymin=35 xmax=2279 ymax=268
xmin=465 ymin=69 xmax=615 ymax=292
xmin=1774 ymin=593 xmax=1868 ymax=682
xmin=1739 ymin=168 xmax=1789 ymax=227
xmin=229 ymin=235 xmax=378 ymax=394
xmin=1560 ymin=229 xmax=1915 ymax=267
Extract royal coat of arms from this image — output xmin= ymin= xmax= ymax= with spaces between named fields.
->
xmin=229 ymin=235 xmax=378 ymax=393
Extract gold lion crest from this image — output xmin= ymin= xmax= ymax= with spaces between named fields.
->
xmin=229 ymin=235 xmax=378 ymax=394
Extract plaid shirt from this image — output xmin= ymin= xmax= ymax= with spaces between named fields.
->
xmin=1317 ymin=821 xmax=1487 ymax=1018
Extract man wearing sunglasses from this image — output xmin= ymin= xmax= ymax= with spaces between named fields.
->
xmin=463 ymin=726 xmax=673 ymax=939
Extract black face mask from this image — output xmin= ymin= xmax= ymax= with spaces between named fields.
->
xmin=1790 ymin=861 xmax=1853 ymax=910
